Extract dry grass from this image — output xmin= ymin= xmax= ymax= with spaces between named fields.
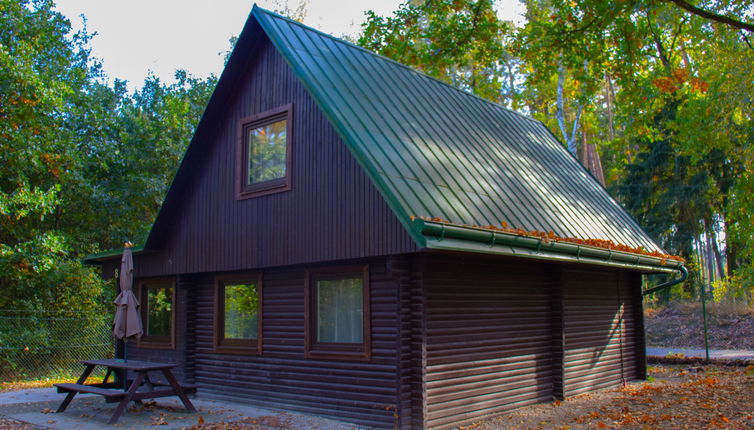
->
xmin=645 ymin=302 xmax=754 ymax=349
xmin=0 ymin=377 xmax=75 ymax=393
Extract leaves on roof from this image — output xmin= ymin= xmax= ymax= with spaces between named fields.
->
xmin=414 ymin=215 xmax=685 ymax=263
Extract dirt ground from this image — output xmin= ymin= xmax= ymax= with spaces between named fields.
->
xmin=0 ymin=418 xmax=37 ymax=429
xmin=645 ymin=303 xmax=754 ymax=350
xmin=1 ymin=365 xmax=753 ymax=429
xmin=467 ymin=364 xmax=754 ymax=430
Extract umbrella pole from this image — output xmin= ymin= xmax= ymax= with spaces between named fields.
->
xmin=123 ymin=341 xmax=128 ymax=390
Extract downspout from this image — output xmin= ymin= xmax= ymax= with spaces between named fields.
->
xmin=641 ymin=265 xmax=688 ymax=296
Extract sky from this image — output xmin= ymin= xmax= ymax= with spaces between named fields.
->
xmin=53 ymin=0 xmax=526 ymax=90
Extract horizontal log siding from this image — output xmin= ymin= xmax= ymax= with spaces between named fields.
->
xmin=421 ymin=256 xmax=555 ymax=430
xmin=631 ymin=271 xmax=647 ymax=380
xmin=562 ymin=269 xmax=638 ymax=396
xmin=133 ymin=35 xmax=415 ymax=279
xmin=388 ymin=256 xmax=416 ymax=429
xmin=192 ymin=259 xmax=399 ymax=429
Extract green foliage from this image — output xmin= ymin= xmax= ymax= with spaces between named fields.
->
xmin=0 ymin=0 xmax=216 ymax=319
xmin=224 ymin=283 xmax=259 ymax=339
xmin=0 ymin=310 xmax=112 ymax=381
xmin=0 ymin=0 xmax=106 ymax=312
xmin=146 ymin=287 xmax=172 ymax=337
xmin=360 ymin=0 xmax=513 ymax=103
xmin=357 ymin=0 xmax=754 ymax=301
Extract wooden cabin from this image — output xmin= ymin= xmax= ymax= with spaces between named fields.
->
xmin=86 ymin=6 xmax=684 ymax=429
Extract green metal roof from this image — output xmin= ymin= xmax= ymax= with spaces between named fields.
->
xmin=253 ymin=6 xmax=666 ymax=255
xmin=83 ymin=244 xmax=145 ymax=264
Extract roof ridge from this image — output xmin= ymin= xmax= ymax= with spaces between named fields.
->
xmin=252 ymin=5 xmax=540 ymax=125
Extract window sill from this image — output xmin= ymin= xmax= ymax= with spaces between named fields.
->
xmin=236 ymin=181 xmax=290 ymax=200
xmin=136 ymin=338 xmax=175 ymax=350
xmin=305 ymin=346 xmax=370 ymax=362
xmin=214 ymin=344 xmax=262 ymax=355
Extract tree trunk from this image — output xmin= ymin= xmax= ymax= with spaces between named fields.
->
xmin=646 ymin=12 xmax=672 ymax=72
xmin=556 ymin=57 xmax=584 ymax=155
xmin=604 ymin=72 xmax=616 ymax=140
xmin=707 ymin=219 xmax=726 ymax=279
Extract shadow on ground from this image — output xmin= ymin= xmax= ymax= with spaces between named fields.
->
xmin=0 ymin=388 xmax=360 ymax=430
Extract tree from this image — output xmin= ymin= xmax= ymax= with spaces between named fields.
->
xmin=0 ymin=0 xmax=107 ymax=311
xmin=0 ymin=0 xmax=217 ymax=313
xmin=359 ymin=0 xmax=514 ymax=104
xmin=358 ymin=0 xmax=754 ymax=299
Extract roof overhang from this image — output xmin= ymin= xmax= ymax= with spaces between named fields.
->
xmin=414 ymin=219 xmax=683 ymax=274
xmin=83 ymin=245 xmax=145 ymax=265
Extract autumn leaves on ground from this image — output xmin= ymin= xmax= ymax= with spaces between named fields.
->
xmin=167 ymin=365 xmax=754 ymax=430
xmin=470 ymin=365 xmax=754 ymax=430
xmin=1 ymin=364 xmax=752 ymax=429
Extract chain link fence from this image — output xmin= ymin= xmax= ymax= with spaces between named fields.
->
xmin=0 ymin=310 xmax=114 ymax=382
xmin=645 ymin=285 xmax=754 ymax=358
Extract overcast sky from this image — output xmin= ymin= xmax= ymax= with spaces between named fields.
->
xmin=54 ymin=0 xmax=526 ymax=90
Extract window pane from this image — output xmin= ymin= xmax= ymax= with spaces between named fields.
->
xmin=247 ymin=119 xmax=287 ymax=185
xmin=223 ymin=283 xmax=259 ymax=340
xmin=316 ymin=278 xmax=363 ymax=344
xmin=146 ymin=286 xmax=172 ymax=337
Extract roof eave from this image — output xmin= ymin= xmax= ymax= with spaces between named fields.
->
xmin=83 ymin=244 xmax=146 ymax=265
xmin=416 ymin=219 xmax=683 ymax=274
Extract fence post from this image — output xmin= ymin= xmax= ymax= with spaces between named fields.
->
xmin=700 ymin=283 xmax=710 ymax=361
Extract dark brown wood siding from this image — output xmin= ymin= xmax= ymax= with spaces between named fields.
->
xmin=189 ymin=258 xmax=400 ymax=429
xmin=562 ymin=268 xmax=640 ymax=396
xmin=132 ymin=35 xmax=416 ymax=278
xmin=388 ymin=255 xmax=416 ymax=430
xmin=118 ymin=275 xmax=195 ymax=383
xmin=419 ymin=255 xmax=555 ymax=430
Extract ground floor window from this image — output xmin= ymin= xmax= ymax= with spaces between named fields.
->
xmin=214 ymin=273 xmax=263 ymax=354
xmin=305 ymin=265 xmax=370 ymax=360
xmin=138 ymin=278 xmax=175 ymax=348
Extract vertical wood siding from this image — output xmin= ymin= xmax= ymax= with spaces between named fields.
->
xmin=562 ymin=268 xmax=639 ymax=396
xmin=133 ymin=35 xmax=415 ymax=278
xmin=187 ymin=258 xmax=399 ymax=429
xmin=420 ymin=255 xmax=555 ymax=430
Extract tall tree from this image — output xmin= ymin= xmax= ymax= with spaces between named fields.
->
xmin=359 ymin=0 xmax=754 ymax=297
xmin=360 ymin=0 xmax=514 ymax=104
xmin=0 ymin=0 xmax=106 ymax=310
xmin=0 ymin=0 xmax=217 ymax=312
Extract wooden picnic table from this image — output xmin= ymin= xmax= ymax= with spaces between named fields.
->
xmin=54 ymin=359 xmax=197 ymax=424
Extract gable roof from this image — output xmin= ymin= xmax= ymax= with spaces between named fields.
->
xmin=122 ymin=5 xmax=680 ymax=273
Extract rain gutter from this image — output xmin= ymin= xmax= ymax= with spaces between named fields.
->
xmin=641 ymin=265 xmax=688 ymax=296
xmin=414 ymin=218 xmax=683 ymax=273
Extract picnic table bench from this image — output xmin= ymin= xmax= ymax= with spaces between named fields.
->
xmin=54 ymin=359 xmax=197 ymax=424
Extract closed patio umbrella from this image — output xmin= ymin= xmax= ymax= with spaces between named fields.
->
xmin=113 ymin=245 xmax=142 ymax=361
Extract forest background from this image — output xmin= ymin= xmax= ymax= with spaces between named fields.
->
xmin=1 ymin=0 xmax=752 ymax=320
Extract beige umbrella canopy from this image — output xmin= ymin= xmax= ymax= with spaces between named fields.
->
xmin=113 ymin=246 xmax=143 ymax=348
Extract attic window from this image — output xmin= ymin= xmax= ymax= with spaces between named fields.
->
xmin=237 ymin=104 xmax=292 ymax=199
